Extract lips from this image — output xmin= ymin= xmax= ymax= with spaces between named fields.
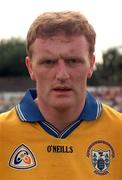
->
xmin=53 ymin=86 xmax=72 ymax=92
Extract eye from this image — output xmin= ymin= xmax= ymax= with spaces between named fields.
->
xmin=66 ymin=58 xmax=83 ymax=65
xmin=43 ymin=59 xmax=56 ymax=64
xmin=70 ymin=59 xmax=79 ymax=63
xmin=40 ymin=59 xmax=57 ymax=66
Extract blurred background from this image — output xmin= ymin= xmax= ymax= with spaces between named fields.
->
xmin=0 ymin=0 xmax=122 ymax=113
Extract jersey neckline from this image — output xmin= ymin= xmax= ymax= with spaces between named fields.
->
xmin=16 ymin=89 xmax=102 ymax=138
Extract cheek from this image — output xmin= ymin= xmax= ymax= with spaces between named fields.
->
xmin=77 ymin=67 xmax=89 ymax=80
xmin=72 ymin=72 xmax=86 ymax=89
xmin=35 ymin=72 xmax=50 ymax=89
xmin=74 ymin=69 xmax=89 ymax=89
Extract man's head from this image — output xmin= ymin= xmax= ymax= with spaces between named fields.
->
xmin=26 ymin=11 xmax=96 ymax=58
xmin=25 ymin=11 xmax=96 ymax=112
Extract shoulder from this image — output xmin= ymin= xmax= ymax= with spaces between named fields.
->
xmin=100 ymin=103 xmax=122 ymax=125
xmin=102 ymin=103 xmax=122 ymax=116
xmin=0 ymin=108 xmax=18 ymax=125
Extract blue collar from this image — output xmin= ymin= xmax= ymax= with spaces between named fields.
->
xmin=16 ymin=89 xmax=102 ymax=138
xmin=16 ymin=89 xmax=102 ymax=122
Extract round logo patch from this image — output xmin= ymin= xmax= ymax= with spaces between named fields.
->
xmin=87 ymin=140 xmax=115 ymax=175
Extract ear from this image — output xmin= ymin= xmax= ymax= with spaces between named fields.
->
xmin=88 ymin=54 xmax=95 ymax=78
xmin=25 ymin=56 xmax=35 ymax=80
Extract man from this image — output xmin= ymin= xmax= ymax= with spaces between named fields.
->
xmin=0 ymin=11 xmax=122 ymax=179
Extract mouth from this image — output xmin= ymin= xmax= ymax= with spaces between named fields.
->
xmin=53 ymin=87 xmax=72 ymax=92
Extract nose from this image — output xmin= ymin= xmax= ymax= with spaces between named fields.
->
xmin=56 ymin=59 xmax=70 ymax=81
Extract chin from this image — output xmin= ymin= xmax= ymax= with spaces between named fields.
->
xmin=52 ymin=101 xmax=73 ymax=110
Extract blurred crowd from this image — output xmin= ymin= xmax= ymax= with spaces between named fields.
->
xmin=89 ymin=86 xmax=122 ymax=112
xmin=0 ymin=87 xmax=122 ymax=113
xmin=0 ymin=92 xmax=24 ymax=113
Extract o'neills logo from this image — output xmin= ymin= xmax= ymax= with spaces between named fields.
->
xmin=87 ymin=140 xmax=115 ymax=176
xmin=47 ymin=145 xmax=73 ymax=153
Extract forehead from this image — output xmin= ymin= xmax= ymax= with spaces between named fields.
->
xmin=31 ymin=35 xmax=89 ymax=58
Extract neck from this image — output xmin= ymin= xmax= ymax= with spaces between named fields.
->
xmin=35 ymin=98 xmax=85 ymax=131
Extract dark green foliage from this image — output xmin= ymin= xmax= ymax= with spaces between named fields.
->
xmin=0 ymin=38 xmax=27 ymax=76
xmin=88 ymin=46 xmax=122 ymax=86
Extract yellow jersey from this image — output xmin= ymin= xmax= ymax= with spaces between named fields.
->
xmin=0 ymin=89 xmax=122 ymax=180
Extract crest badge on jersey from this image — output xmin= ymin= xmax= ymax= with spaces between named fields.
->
xmin=9 ymin=144 xmax=37 ymax=169
xmin=87 ymin=140 xmax=115 ymax=175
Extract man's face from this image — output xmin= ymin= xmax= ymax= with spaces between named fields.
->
xmin=26 ymin=35 xmax=95 ymax=110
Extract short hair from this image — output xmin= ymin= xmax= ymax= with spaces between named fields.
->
xmin=26 ymin=11 xmax=96 ymax=57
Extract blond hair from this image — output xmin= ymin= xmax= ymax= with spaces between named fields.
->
xmin=26 ymin=11 xmax=96 ymax=57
